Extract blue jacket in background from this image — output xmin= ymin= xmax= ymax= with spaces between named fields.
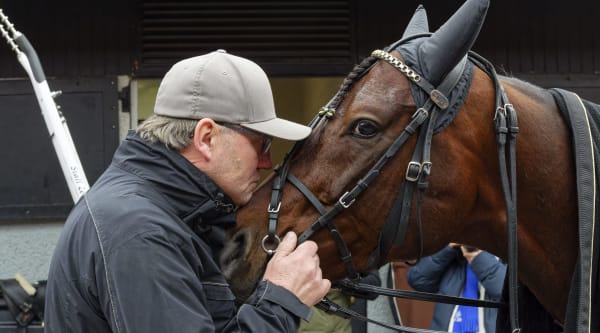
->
xmin=407 ymin=246 xmax=506 ymax=333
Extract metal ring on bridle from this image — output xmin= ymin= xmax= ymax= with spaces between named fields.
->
xmin=261 ymin=234 xmax=281 ymax=255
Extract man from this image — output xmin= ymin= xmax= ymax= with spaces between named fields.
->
xmin=407 ymin=244 xmax=506 ymax=333
xmin=45 ymin=50 xmax=331 ymax=332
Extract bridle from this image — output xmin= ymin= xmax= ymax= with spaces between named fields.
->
xmin=261 ymin=36 xmax=521 ymax=333
xmin=263 ymin=44 xmax=521 ymax=332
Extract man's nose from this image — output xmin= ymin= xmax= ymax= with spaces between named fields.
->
xmin=257 ymin=151 xmax=273 ymax=169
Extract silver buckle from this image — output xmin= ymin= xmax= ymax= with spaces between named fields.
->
xmin=267 ymin=202 xmax=281 ymax=213
xmin=411 ymin=107 xmax=428 ymax=119
xmin=421 ymin=161 xmax=433 ymax=175
xmin=339 ymin=191 xmax=356 ymax=208
xmin=405 ymin=161 xmax=422 ymax=182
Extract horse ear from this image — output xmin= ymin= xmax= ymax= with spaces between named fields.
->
xmin=419 ymin=0 xmax=489 ymax=85
xmin=402 ymin=5 xmax=429 ymax=38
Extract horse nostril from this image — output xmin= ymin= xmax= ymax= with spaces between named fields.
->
xmin=220 ymin=230 xmax=249 ymax=278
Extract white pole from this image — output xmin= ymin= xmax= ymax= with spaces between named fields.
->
xmin=1 ymin=9 xmax=89 ymax=203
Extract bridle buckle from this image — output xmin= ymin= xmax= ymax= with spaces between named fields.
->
xmin=267 ymin=202 xmax=281 ymax=213
xmin=339 ymin=191 xmax=356 ymax=208
xmin=405 ymin=161 xmax=422 ymax=182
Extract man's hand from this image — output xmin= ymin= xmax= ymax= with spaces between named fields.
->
xmin=262 ymin=232 xmax=331 ymax=306
xmin=460 ymin=245 xmax=482 ymax=263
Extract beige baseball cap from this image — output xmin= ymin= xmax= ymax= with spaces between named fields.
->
xmin=154 ymin=49 xmax=311 ymax=141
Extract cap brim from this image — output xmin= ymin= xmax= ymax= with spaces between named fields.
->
xmin=241 ymin=118 xmax=311 ymax=141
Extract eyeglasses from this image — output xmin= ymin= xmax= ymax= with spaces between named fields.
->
xmin=218 ymin=122 xmax=273 ymax=155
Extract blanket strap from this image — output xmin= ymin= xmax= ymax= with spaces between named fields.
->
xmin=550 ymin=88 xmax=596 ymax=333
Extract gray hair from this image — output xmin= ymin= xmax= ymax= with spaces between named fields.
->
xmin=136 ymin=114 xmax=197 ymax=150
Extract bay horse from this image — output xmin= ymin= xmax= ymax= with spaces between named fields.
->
xmin=221 ymin=0 xmax=598 ymax=331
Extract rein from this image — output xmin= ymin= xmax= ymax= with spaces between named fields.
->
xmin=262 ymin=48 xmax=521 ymax=332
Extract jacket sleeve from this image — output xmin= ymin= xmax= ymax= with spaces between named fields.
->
xmin=236 ymin=280 xmax=312 ymax=332
xmin=406 ymin=246 xmax=459 ymax=293
xmin=99 ymin=229 xmax=308 ymax=333
xmin=469 ymin=251 xmax=507 ymax=300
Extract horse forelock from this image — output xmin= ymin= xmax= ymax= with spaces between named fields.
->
xmin=323 ymin=56 xmax=379 ymax=113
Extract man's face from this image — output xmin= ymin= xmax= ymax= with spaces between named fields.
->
xmin=214 ymin=124 xmax=273 ymax=206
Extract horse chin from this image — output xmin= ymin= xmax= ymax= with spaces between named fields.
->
xmin=220 ymin=228 xmax=266 ymax=302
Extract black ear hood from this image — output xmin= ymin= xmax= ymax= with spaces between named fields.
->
xmin=398 ymin=0 xmax=489 ymax=87
xmin=401 ymin=4 xmax=429 ymax=39
xmin=390 ymin=0 xmax=489 ymax=132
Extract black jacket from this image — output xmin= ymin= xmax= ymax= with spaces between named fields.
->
xmin=45 ymin=131 xmax=310 ymax=332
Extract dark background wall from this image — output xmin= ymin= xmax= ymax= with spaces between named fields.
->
xmin=0 ymin=0 xmax=599 ymax=219
xmin=0 ymin=0 xmax=137 ymax=77
xmin=0 ymin=78 xmax=119 ymax=219
xmin=1 ymin=0 xmax=599 ymax=78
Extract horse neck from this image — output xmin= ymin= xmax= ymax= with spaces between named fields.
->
xmin=470 ymin=75 xmax=577 ymax=322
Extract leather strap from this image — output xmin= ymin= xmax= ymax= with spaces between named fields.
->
xmin=0 ymin=278 xmax=45 ymax=327
xmin=470 ymin=51 xmax=521 ymax=332
xmin=549 ymin=88 xmax=595 ymax=333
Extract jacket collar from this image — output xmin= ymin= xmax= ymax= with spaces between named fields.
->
xmin=112 ymin=131 xmax=236 ymax=228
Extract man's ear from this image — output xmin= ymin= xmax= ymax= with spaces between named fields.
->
xmin=192 ymin=119 xmax=218 ymax=160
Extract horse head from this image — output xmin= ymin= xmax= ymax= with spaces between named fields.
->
xmin=221 ymin=0 xmax=503 ymax=300
xmin=222 ymin=1 xmax=577 ymax=324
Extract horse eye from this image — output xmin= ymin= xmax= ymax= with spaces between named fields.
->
xmin=351 ymin=119 xmax=380 ymax=138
